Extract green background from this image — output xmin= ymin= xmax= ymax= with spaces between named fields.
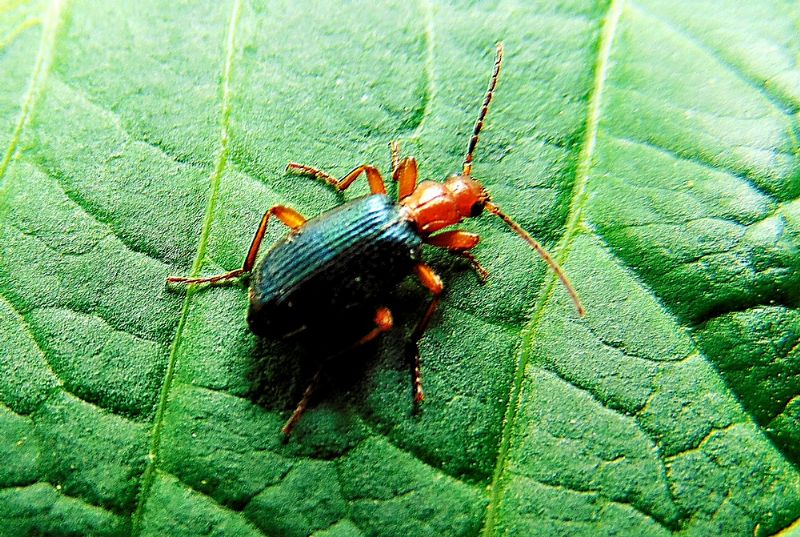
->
xmin=1 ymin=0 xmax=799 ymax=535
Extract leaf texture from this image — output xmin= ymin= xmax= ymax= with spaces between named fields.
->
xmin=0 ymin=0 xmax=798 ymax=535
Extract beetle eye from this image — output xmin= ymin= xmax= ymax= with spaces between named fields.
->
xmin=470 ymin=201 xmax=485 ymax=217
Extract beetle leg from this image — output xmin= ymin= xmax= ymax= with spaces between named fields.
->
xmin=339 ymin=164 xmax=387 ymax=194
xmin=166 ymin=205 xmax=306 ymax=285
xmin=390 ymin=140 xmax=400 ymax=175
xmin=239 ymin=205 xmax=306 ymax=272
xmin=393 ymin=157 xmax=418 ymax=200
xmin=455 ymin=251 xmax=489 ymax=282
xmin=285 ymin=163 xmax=339 ymax=186
xmin=282 ymin=307 xmax=394 ymax=436
xmin=410 ymin=263 xmax=444 ymax=403
xmin=425 ymin=230 xmax=488 ymax=282
xmin=388 ymin=141 xmax=417 ymax=200
xmin=287 ymin=162 xmax=387 ymax=195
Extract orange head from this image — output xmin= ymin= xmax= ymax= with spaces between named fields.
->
xmin=444 ymin=175 xmax=489 ymax=218
xmin=400 ymin=175 xmax=488 ymax=234
xmin=399 ymin=42 xmax=585 ymax=317
xmin=400 ymin=172 xmax=585 ymax=317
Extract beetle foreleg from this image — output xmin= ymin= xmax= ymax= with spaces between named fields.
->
xmin=456 ymin=251 xmax=488 ymax=282
xmin=425 ymin=230 xmax=488 ymax=282
xmin=410 ymin=264 xmax=444 ymax=403
xmin=282 ymin=307 xmax=394 ymax=436
xmin=287 ymin=162 xmax=387 ymax=195
xmin=166 ymin=205 xmax=306 ymax=285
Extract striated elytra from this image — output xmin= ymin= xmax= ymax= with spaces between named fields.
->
xmin=247 ymin=194 xmax=422 ymax=339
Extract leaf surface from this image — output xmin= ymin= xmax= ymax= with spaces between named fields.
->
xmin=0 ymin=0 xmax=798 ymax=535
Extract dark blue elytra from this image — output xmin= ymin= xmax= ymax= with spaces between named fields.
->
xmin=247 ymin=194 xmax=422 ymax=339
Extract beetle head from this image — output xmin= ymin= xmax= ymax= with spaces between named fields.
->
xmin=444 ymin=175 xmax=489 ymax=218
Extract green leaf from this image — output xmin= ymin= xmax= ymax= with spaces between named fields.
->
xmin=1 ymin=0 xmax=798 ymax=535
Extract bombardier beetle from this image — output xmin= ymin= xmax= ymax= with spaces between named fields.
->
xmin=167 ymin=44 xmax=585 ymax=434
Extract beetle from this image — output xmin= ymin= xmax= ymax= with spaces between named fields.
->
xmin=167 ymin=43 xmax=584 ymax=434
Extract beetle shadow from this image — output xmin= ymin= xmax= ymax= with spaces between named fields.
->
xmin=245 ymin=337 xmax=304 ymax=412
xmin=243 ymin=315 xmax=387 ymax=416
xmin=241 ymin=273 xmax=469 ymax=425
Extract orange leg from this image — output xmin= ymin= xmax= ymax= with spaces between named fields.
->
xmin=426 ymin=230 xmax=488 ymax=282
xmin=410 ymin=263 xmax=444 ymax=403
xmin=166 ymin=205 xmax=306 ymax=285
xmin=282 ymin=307 xmax=394 ymax=436
xmin=287 ymin=162 xmax=387 ymax=195
xmin=394 ymin=158 xmax=418 ymax=200
xmin=389 ymin=141 xmax=418 ymax=200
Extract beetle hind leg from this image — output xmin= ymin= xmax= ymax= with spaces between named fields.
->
xmin=285 ymin=162 xmax=339 ymax=187
xmin=281 ymin=307 xmax=394 ymax=436
xmin=410 ymin=263 xmax=444 ymax=403
xmin=166 ymin=205 xmax=306 ymax=285
xmin=165 ymin=268 xmax=246 ymax=286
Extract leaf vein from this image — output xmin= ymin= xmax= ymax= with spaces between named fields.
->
xmin=408 ymin=0 xmax=436 ymax=140
xmin=0 ymin=16 xmax=40 ymax=51
xmin=603 ymin=132 xmax=783 ymax=203
xmin=629 ymin=0 xmax=800 ymax=121
xmin=357 ymin=421 xmax=483 ymax=489
xmin=158 ymin=469 xmax=269 ymax=537
xmin=22 ymin=156 xmax=175 ymax=269
xmin=0 ymin=292 xmax=63 ymax=392
xmin=130 ymin=0 xmax=243 ymax=533
xmin=0 ymin=0 xmax=64 ymax=195
xmin=481 ymin=1 xmax=626 ymax=533
xmin=534 ymin=364 xmax=683 ymax=528
xmin=664 ymin=423 xmax=739 ymax=461
xmin=773 ymin=516 xmax=800 ymax=536
xmin=0 ymin=293 xmax=149 ymax=421
xmin=510 ymin=475 xmax=673 ymax=532
xmin=49 ymin=77 xmax=209 ymax=173
xmin=3 ymin=222 xmax=167 ymax=346
xmin=188 ymin=382 xmax=483 ymax=489
xmin=0 ymin=482 xmax=123 ymax=518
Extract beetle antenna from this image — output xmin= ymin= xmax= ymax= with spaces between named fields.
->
xmin=463 ymin=42 xmax=504 ymax=177
xmin=485 ymin=201 xmax=585 ymax=316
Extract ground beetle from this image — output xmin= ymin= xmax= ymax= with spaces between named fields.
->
xmin=168 ymin=44 xmax=585 ymax=434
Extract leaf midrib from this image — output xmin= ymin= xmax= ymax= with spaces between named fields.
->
xmin=129 ymin=0 xmax=242 ymax=532
xmin=481 ymin=0 xmax=626 ymax=533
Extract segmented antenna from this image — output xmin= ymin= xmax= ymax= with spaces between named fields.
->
xmin=485 ymin=201 xmax=585 ymax=317
xmin=463 ymin=42 xmax=504 ymax=176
